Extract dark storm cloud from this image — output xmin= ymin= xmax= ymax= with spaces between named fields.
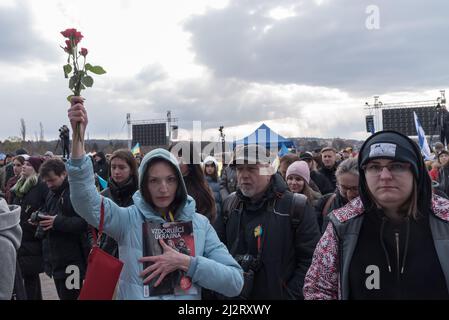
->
xmin=184 ymin=0 xmax=449 ymax=94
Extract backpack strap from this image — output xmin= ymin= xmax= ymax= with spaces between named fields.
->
xmin=290 ymin=193 xmax=307 ymax=229
xmin=221 ymin=192 xmax=242 ymax=225
xmin=274 ymin=192 xmax=307 ymax=230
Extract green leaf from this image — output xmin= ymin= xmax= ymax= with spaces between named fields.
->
xmin=69 ymin=75 xmax=77 ymax=90
xmin=85 ymin=63 xmax=106 ymax=75
xmin=67 ymin=95 xmax=74 ymax=103
xmin=82 ymin=75 xmax=94 ymax=87
xmin=63 ymin=64 xmax=72 ymax=78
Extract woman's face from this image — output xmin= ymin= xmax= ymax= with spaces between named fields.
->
xmin=22 ymin=161 xmax=36 ymax=178
xmin=13 ymin=160 xmax=23 ymax=176
xmin=337 ymin=173 xmax=360 ymax=201
xmin=205 ymin=162 xmax=216 ymax=176
xmin=364 ymin=159 xmax=414 ymax=211
xmin=287 ymin=174 xmax=305 ymax=194
xmin=111 ymin=157 xmax=131 ymax=185
xmin=147 ymin=161 xmax=178 ymax=213
xmin=439 ymin=153 xmax=449 ymax=166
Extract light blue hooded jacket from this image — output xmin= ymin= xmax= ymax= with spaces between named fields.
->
xmin=67 ymin=149 xmax=243 ymax=300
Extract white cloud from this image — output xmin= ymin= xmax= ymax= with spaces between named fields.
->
xmin=0 ymin=0 xmax=448 ymax=144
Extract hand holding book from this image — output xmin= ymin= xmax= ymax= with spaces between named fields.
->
xmin=139 ymin=239 xmax=191 ymax=287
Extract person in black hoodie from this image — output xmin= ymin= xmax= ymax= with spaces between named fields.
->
xmin=99 ymin=149 xmax=138 ymax=257
xmin=11 ymin=156 xmax=48 ymax=300
xmin=38 ymin=159 xmax=90 ymax=300
xmin=304 ymin=130 xmax=449 ymax=300
xmin=93 ymin=151 xmax=109 ymax=182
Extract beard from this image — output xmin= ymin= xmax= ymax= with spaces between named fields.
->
xmin=240 ymin=184 xmax=256 ymax=198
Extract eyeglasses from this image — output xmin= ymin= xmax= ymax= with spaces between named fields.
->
xmin=363 ymin=162 xmax=411 ymax=176
xmin=337 ymin=184 xmax=358 ymax=193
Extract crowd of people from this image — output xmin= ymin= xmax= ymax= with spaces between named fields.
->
xmin=1 ymin=99 xmax=449 ymax=300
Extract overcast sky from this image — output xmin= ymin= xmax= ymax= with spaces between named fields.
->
xmin=1 ymin=0 xmax=448 ymax=143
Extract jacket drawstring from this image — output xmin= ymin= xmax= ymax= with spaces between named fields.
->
xmin=380 ymin=216 xmax=392 ymax=272
xmin=400 ymin=217 xmax=410 ymax=274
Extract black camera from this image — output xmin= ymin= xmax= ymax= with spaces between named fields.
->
xmin=30 ymin=211 xmax=48 ymax=240
xmin=235 ymin=254 xmax=256 ymax=272
xmin=234 ymin=254 xmax=258 ymax=300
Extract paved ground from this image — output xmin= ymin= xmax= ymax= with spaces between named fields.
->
xmin=40 ymin=273 xmax=59 ymax=300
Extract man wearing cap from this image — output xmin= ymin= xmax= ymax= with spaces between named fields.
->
xmin=215 ymin=144 xmax=321 ymax=300
xmin=300 ymin=152 xmax=333 ymax=195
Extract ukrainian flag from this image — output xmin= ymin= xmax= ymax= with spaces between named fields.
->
xmin=131 ymin=143 xmax=141 ymax=156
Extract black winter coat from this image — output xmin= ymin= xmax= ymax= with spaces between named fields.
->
xmin=317 ymin=166 xmax=337 ymax=193
xmin=42 ymin=178 xmax=90 ymax=279
xmin=310 ymin=170 xmax=334 ymax=194
xmin=215 ymin=174 xmax=321 ymax=299
xmin=99 ymin=177 xmax=137 ymax=257
xmin=12 ymin=179 xmax=49 ymax=276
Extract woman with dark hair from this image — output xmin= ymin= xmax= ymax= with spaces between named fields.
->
xmin=5 ymin=156 xmax=25 ymax=204
xmin=169 ymin=143 xmax=217 ymax=223
xmin=203 ymin=156 xmax=222 ymax=218
xmin=11 ymin=156 xmax=48 ymax=300
xmin=66 ymin=97 xmax=243 ymax=300
xmin=304 ymin=130 xmax=449 ymax=300
xmin=100 ymin=149 xmax=139 ymax=257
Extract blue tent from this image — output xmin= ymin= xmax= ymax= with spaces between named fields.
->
xmin=233 ymin=123 xmax=294 ymax=149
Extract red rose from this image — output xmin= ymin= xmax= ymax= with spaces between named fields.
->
xmin=61 ymin=28 xmax=77 ymax=38
xmin=64 ymin=39 xmax=73 ymax=53
xmin=79 ymin=48 xmax=88 ymax=57
xmin=74 ymin=31 xmax=83 ymax=44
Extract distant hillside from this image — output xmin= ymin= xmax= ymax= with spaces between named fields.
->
xmin=0 ymin=137 xmax=364 ymax=156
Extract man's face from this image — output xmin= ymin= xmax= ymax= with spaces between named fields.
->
xmin=322 ymin=151 xmax=336 ymax=168
xmin=236 ymin=164 xmax=272 ymax=200
xmin=43 ymin=171 xmax=67 ymax=191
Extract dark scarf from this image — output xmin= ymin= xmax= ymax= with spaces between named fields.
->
xmin=108 ymin=176 xmax=137 ymax=206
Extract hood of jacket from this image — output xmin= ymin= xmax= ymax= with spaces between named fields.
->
xmin=133 ymin=148 xmax=192 ymax=221
xmin=0 ymin=198 xmax=22 ymax=250
xmin=203 ymin=155 xmax=218 ymax=168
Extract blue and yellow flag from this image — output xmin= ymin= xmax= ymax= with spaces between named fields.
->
xmin=97 ymin=174 xmax=108 ymax=190
xmin=131 ymin=143 xmax=141 ymax=156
